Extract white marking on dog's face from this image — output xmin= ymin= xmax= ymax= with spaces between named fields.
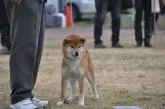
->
xmin=66 ymin=46 xmax=72 ymax=52
xmin=65 ymin=46 xmax=85 ymax=60
xmin=79 ymin=47 xmax=85 ymax=52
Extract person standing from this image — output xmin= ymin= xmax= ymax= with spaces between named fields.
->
xmin=93 ymin=0 xmax=124 ymax=48
xmin=134 ymin=0 xmax=153 ymax=47
xmin=151 ymin=0 xmax=160 ymax=34
xmin=4 ymin=0 xmax=48 ymax=108
xmin=0 ymin=0 xmax=11 ymax=54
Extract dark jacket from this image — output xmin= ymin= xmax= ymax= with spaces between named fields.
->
xmin=121 ymin=0 xmax=134 ymax=9
xmin=160 ymin=0 xmax=165 ymax=9
xmin=40 ymin=0 xmax=47 ymax=3
xmin=107 ymin=0 xmax=134 ymax=11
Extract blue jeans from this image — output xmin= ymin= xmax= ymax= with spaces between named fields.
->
xmin=94 ymin=0 xmax=121 ymax=45
xmin=134 ymin=0 xmax=152 ymax=42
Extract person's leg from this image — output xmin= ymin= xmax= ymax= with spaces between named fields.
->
xmin=30 ymin=3 xmax=48 ymax=108
xmin=134 ymin=0 xmax=143 ymax=47
xmin=94 ymin=0 xmax=108 ymax=47
xmin=155 ymin=13 xmax=159 ymax=22
xmin=110 ymin=0 xmax=123 ymax=48
xmin=144 ymin=0 xmax=152 ymax=47
xmin=151 ymin=13 xmax=159 ymax=34
xmin=0 ymin=0 xmax=11 ymax=54
xmin=1 ymin=24 xmax=11 ymax=50
xmin=32 ymin=1 xmax=46 ymax=90
xmin=4 ymin=0 xmax=45 ymax=104
xmin=151 ymin=13 xmax=155 ymax=33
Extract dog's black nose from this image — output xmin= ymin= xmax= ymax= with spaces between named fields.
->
xmin=75 ymin=52 xmax=79 ymax=56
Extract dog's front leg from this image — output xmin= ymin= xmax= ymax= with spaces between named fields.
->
xmin=57 ymin=76 xmax=68 ymax=105
xmin=68 ymin=78 xmax=77 ymax=101
xmin=78 ymin=75 xmax=85 ymax=105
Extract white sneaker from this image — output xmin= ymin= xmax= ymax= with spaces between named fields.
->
xmin=31 ymin=97 xmax=48 ymax=108
xmin=10 ymin=98 xmax=37 ymax=109
xmin=0 ymin=46 xmax=10 ymax=54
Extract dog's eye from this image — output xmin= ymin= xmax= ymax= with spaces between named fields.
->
xmin=71 ymin=45 xmax=74 ymax=48
xmin=78 ymin=46 xmax=81 ymax=48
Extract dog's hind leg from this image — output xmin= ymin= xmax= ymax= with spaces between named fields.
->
xmin=86 ymin=72 xmax=99 ymax=99
xmin=87 ymin=52 xmax=99 ymax=99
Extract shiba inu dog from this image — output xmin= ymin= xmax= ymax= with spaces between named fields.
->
xmin=57 ymin=34 xmax=99 ymax=106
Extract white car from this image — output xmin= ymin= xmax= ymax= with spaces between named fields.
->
xmin=60 ymin=0 xmax=96 ymax=21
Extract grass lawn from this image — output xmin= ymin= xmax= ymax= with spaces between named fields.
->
xmin=0 ymin=36 xmax=165 ymax=109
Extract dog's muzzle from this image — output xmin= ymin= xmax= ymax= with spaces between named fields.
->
xmin=74 ymin=52 xmax=79 ymax=57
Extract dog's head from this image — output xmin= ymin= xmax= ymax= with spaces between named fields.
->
xmin=62 ymin=34 xmax=86 ymax=60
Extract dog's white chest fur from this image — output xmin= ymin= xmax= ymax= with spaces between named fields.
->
xmin=62 ymin=59 xmax=84 ymax=78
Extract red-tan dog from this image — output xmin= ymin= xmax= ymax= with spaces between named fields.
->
xmin=57 ymin=34 xmax=99 ymax=105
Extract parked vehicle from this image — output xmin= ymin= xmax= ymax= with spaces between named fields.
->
xmin=62 ymin=0 xmax=135 ymax=21
xmin=47 ymin=0 xmax=136 ymax=21
xmin=59 ymin=0 xmax=96 ymax=21
xmin=47 ymin=0 xmax=165 ymax=22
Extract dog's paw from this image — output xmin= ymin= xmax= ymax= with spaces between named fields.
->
xmin=78 ymin=99 xmax=84 ymax=106
xmin=56 ymin=101 xmax=64 ymax=105
xmin=95 ymin=94 xmax=99 ymax=99
xmin=68 ymin=95 xmax=76 ymax=101
xmin=78 ymin=101 xmax=84 ymax=106
xmin=64 ymin=99 xmax=70 ymax=104
xmin=67 ymin=96 xmax=73 ymax=101
xmin=90 ymin=94 xmax=99 ymax=99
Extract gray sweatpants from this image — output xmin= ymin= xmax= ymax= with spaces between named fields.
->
xmin=4 ymin=0 xmax=46 ymax=104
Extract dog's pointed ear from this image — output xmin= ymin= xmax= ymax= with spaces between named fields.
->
xmin=80 ymin=37 xmax=86 ymax=44
xmin=63 ymin=38 xmax=71 ymax=46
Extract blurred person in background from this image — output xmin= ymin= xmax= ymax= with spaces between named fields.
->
xmin=160 ymin=0 xmax=165 ymax=13
xmin=134 ymin=0 xmax=153 ymax=47
xmin=0 ymin=0 xmax=11 ymax=54
xmin=93 ymin=0 xmax=124 ymax=48
xmin=151 ymin=0 xmax=160 ymax=34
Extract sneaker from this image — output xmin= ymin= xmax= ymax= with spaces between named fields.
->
xmin=112 ymin=43 xmax=124 ymax=48
xmin=10 ymin=98 xmax=37 ymax=109
xmin=0 ymin=46 xmax=10 ymax=54
xmin=95 ymin=43 xmax=106 ymax=48
xmin=31 ymin=97 xmax=48 ymax=108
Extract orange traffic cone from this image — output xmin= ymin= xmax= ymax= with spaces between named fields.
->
xmin=65 ymin=5 xmax=74 ymax=27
